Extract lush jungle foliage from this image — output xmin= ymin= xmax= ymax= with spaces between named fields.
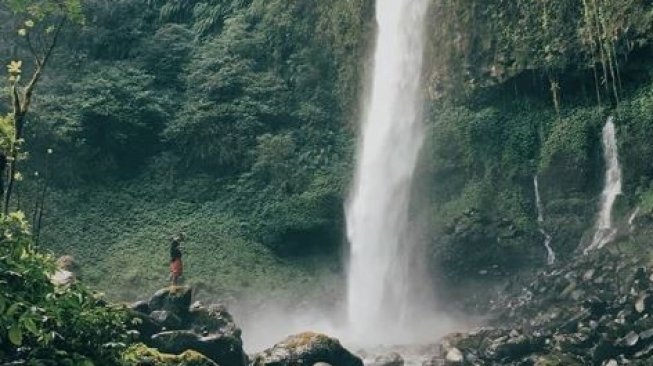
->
xmin=1 ymin=0 xmax=653 ymax=301
xmin=415 ymin=0 xmax=653 ymax=285
xmin=0 ymin=213 xmax=131 ymax=364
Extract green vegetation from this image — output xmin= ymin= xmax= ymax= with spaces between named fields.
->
xmin=0 ymin=0 xmax=371 ymax=299
xmin=0 ymin=212 xmax=130 ymax=364
xmin=0 ymin=0 xmax=652 ymax=313
xmin=420 ymin=0 xmax=653 ymax=284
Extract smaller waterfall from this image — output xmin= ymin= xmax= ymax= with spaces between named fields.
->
xmin=628 ymin=207 xmax=640 ymax=233
xmin=534 ymin=175 xmax=555 ymax=265
xmin=585 ymin=117 xmax=623 ymax=253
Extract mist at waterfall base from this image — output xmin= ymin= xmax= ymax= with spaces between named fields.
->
xmin=231 ymin=285 xmax=465 ymax=353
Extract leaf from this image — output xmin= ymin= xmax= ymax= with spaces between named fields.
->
xmin=23 ymin=317 xmax=38 ymax=335
xmin=6 ymin=302 xmax=21 ymax=316
xmin=75 ymin=359 xmax=94 ymax=366
xmin=8 ymin=326 xmax=22 ymax=346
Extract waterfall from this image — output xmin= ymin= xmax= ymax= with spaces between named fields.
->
xmin=628 ymin=207 xmax=640 ymax=233
xmin=534 ymin=175 xmax=555 ymax=265
xmin=585 ymin=117 xmax=623 ymax=253
xmin=345 ymin=0 xmax=431 ymax=343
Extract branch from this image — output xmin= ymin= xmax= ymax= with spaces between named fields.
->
xmin=21 ymin=14 xmax=67 ymax=114
xmin=10 ymin=82 xmax=21 ymax=116
xmin=25 ymin=34 xmax=42 ymax=68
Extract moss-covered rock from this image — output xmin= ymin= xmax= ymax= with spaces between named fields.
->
xmin=252 ymin=332 xmax=363 ymax=366
xmin=122 ymin=343 xmax=219 ymax=366
xmin=150 ymin=330 xmax=246 ymax=366
xmin=533 ymin=353 xmax=584 ymax=366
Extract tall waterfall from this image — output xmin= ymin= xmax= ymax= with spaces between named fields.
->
xmin=534 ymin=175 xmax=555 ymax=265
xmin=345 ymin=0 xmax=431 ymax=343
xmin=585 ymin=117 xmax=622 ymax=253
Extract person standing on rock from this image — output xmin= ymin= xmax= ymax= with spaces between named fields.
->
xmin=169 ymin=233 xmax=185 ymax=287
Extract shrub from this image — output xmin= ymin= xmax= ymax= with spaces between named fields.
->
xmin=0 ymin=212 xmax=131 ymax=364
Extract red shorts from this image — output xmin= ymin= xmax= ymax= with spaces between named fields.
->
xmin=170 ymin=258 xmax=183 ymax=276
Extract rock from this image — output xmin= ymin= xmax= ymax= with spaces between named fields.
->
xmin=150 ymin=310 xmax=183 ymax=330
xmin=593 ymin=338 xmax=619 ymax=364
xmin=560 ymin=281 xmax=577 ymax=299
xmin=370 ymin=352 xmax=404 ymax=366
xmin=129 ymin=310 xmax=164 ymax=340
xmin=151 ymin=330 xmax=247 ymax=366
xmin=252 ymin=332 xmax=363 ymax=366
xmin=422 ymin=357 xmax=445 ymax=366
xmin=50 ymin=269 xmax=76 ymax=286
xmin=619 ymin=331 xmax=640 ymax=348
xmin=122 ymin=343 xmax=218 ymax=366
xmin=603 ymin=360 xmax=617 ymax=366
xmin=189 ymin=303 xmax=241 ymax=338
xmin=571 ymin=289 xmax=586 ymax=301
xmin=130 ymin=300 xmax=150 ymax=314
xmin=148 ymin=286 xmax=193 ymax=316
xmin=313 ymin=363 xmax=333 ymax=366
xmin=634 ymin=343 xmax=653 ymax=359
xmin=634 ymin=268 xmax=649 ymax=290
xmin=132 ymin=287 xmax=247 ymax=365
xmin=488 ymin=334 xmax=542 ymax=361
xmin=534 ymin=352 xmax=584 ymax=366
xmin=635 ymin=294 xmax=653 ymax=314
xmin=639 ymin=328 xmax=653 ymax=341
xmin=444 ymin=347 xmax=463 ymax=365
xmin=583 ymin=297 xmax=608 ymax=318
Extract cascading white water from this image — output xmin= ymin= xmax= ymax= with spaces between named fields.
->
xmin=345 ymin=0 xmax=431 ymax=343
xmin=585 ymin=116 xmax=623 ymax=253
xmin=533 ymin=175 xmax=555 ymax=265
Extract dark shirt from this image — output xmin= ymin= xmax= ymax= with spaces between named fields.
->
xmin=170 ymin=246 xmax=182 ymax=262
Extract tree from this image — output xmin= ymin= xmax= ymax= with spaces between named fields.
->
xmin=1 ymin=0 xmax=83 ymax=214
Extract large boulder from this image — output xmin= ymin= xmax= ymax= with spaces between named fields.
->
xmin=149 ymin=286 xmax=193 ymax=316
xmin=151 ymin=330 xmax=247 ymax=366
xmin=188 ymin=303 xmax=241 ymax=338
xmin=129 ymin=300 xmax=151 ymax=314
xmin=130 ymin=310 xmax=164 ymax=340
xmin=122 ymin=343 xmax=218 ymax=366
xmin=129 ymin=287 xmax=246 ymax=366
xmin=252 ymin=332 xmax=363 ymax=366
xmin=150 ymin=310 xmax=183 ymax=330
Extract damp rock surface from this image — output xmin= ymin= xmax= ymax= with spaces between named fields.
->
xmin=442 ymin=251 xmax=653 ymax=365
xmin=252 ymin=332 xmax=363 ymax=366
xmin=129 ymin=286 xmax=247 ymax=366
